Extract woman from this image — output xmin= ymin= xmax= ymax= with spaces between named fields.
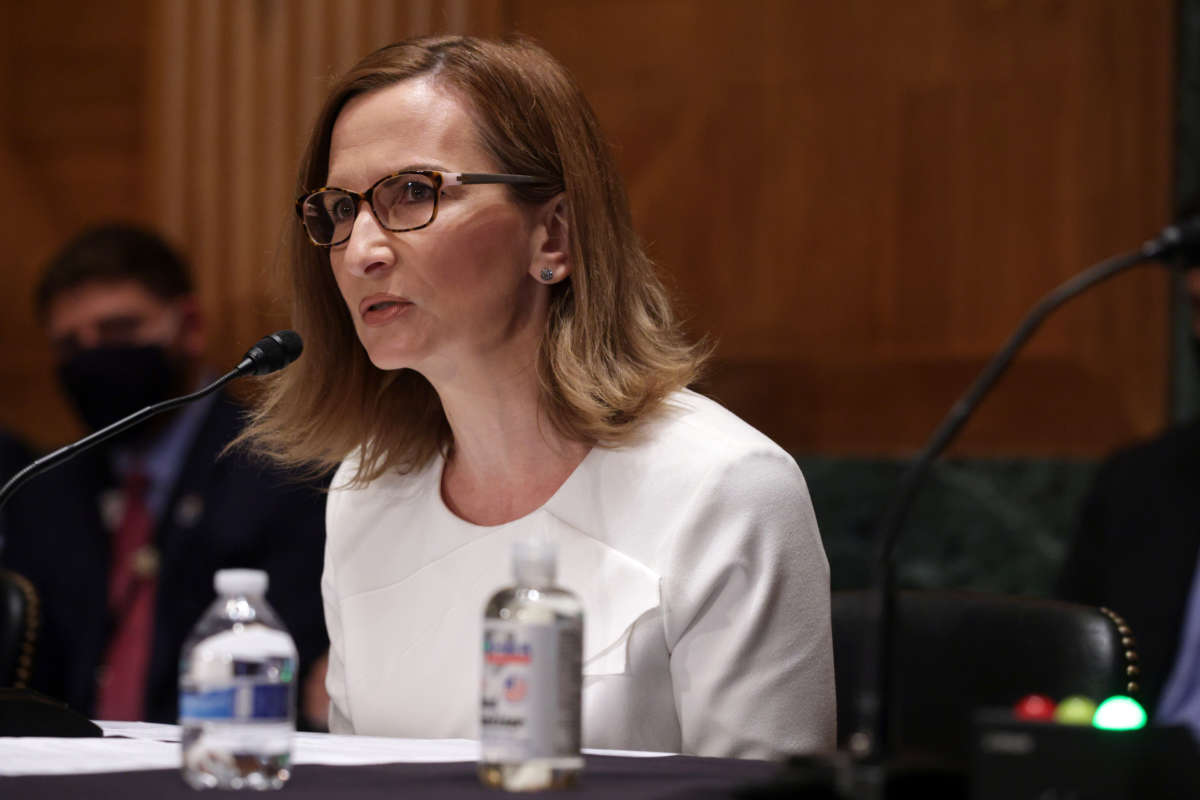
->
xmin=246 ymin=35 xmax=834 ymax=760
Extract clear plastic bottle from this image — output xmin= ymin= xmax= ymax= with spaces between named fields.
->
xmin=479 ymin=538 xmax=584 ymax=791
xmin=179 ymin=569 xmax=297 ymax=790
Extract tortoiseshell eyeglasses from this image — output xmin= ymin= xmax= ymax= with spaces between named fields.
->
xmin=295 ymin=170 xmax=548 ymax=247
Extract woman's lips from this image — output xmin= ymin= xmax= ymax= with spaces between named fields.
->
xmin=359 ymin=295 xmax=412 ymax=326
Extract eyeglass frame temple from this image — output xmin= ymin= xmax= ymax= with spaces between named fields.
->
xmin=449 ymin=172 xmax=546 ymax=186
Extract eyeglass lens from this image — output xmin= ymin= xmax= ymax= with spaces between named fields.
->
xmin=301 ymin=172 xmax=439 ymax=244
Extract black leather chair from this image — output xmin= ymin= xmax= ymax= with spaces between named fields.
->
xmin=0 ymin=568 xmax=38 ymax=688
xmin=832 ymin=589 xmax=1139 ymax=766
xmin=0 ymin=569 xmax=101 ymax=736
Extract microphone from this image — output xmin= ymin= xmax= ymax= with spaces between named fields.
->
xmin=0 ymin=330 xmax=303 ymax=511
xmin=1141 ymin=216 xmax=1200 ymax=263
xmin=236 ymin=330 xmax=304 ymax=376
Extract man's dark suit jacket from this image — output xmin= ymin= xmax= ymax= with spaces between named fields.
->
xmin=0 ymin=393 xmax=329 ymax=723
xmin=1056 ymin=419 xmax=1200 ymax=713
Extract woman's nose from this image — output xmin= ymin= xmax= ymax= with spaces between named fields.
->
xmin=338 ymin=203 xmax=395 ymax=278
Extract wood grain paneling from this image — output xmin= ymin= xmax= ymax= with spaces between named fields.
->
xmin=505 ymin=0 xmax=1174 ymax=457
xmin=142 ymin=0 xmax=504 ymax=384
xmin=0 ymin=0 xmax=1176 ymax=459
xmin=0 ymin=0 xmax=151 ymax=447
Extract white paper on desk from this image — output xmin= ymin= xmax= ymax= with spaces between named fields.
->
xmin=292 ymin=735 xmax=671 ymax=763
xmin=0 ymin=733 xmax=481 ymax=776
xmin=100 ymin=722 xmax=672 ymax=762
xmin=97 ymin=720 xmax=181 ymax=741
xmin=583 ymin=747 xmax=673 ymax=757
xmin=0 ymin=737 xmax=179 ymax=775
xmin=293 ymin=733 xmax=480 ymax=764
xmin=0 ymin=724 xmax=671 ymax=777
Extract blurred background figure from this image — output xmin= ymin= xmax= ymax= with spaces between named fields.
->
xmin=0 ymin=224 xmax=329 ymax=726
xmin=1057 ymin=267 xmax=1200 ymax=734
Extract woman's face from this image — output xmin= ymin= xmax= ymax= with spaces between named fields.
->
xmin=324 ymin=78 xmax=552 ymax=382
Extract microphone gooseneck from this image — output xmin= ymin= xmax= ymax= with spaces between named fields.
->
xmin=1141 ymin=216 xmax=1200 ymax=263
xmin=851 ymin=224 xmax=1188 ymax=775
xmin=0 ymin=330 xmax=304 ymax=512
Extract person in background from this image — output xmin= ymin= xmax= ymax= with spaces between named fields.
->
xmin=1057 ymin=267 xmax=1200 ymax=736
xmin=242 ymin=35 xmax=835 ymax=759
xmin=0 ymin=225 xmax=329 ymax=725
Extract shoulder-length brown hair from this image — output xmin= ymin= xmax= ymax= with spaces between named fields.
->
xmin=242 ymin=35 xmax=708 ymax=484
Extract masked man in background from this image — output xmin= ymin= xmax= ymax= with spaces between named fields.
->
xmin=0 ymin=224 xmax=329 ymax=726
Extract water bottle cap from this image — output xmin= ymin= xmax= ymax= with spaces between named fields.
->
xmin=512 ymin=537 xmax=556 ymax=586
xmin=214 ymin=568 xmax=268 ymax=596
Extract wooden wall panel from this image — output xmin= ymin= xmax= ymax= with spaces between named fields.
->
xmin=143 ymin=0 xmax=505 ymax=387
xmin=0 ymin=0 xmax=1177 ymax=460
xmin=506 ymin=0 xmax=1175 ymax=457
xmin=0 ymin=0 xmax=151 ymax=447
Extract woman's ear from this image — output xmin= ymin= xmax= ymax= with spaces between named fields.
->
xmin=529 ymin=194 xmax=571 ymax=284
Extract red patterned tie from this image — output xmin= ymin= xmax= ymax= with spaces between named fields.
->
xmin=95 ymin=468 xmax=157 ymax=721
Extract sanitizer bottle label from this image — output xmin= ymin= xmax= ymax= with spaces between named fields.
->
xmin=480 ymin=620 xmax=581 ymax=761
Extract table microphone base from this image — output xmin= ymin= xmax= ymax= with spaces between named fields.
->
xmin=0 ymin=688 xmax=102 ymax=737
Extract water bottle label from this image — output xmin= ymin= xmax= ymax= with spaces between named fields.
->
xmin=480 ymin=620 xmax=581 ymax=761
xmin=180 ymin=683 xmax=292 ymax=723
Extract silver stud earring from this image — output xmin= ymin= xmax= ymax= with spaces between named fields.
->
xmin=540 ymin=267 xmax=555 ymax=282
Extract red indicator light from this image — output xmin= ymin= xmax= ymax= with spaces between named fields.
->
xmin=1013 ymin=694 xmax=1056 ymax=721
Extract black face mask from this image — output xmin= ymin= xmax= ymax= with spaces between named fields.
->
xmin=56 ymin=344 xmax=182 ymax=433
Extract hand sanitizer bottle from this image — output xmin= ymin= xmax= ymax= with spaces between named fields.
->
xmin=479 ymin=537 xmax=584 ymax=791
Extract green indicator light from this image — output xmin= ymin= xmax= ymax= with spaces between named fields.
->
xmin=1054 ymin=695 xmax=1097 ymax=726
xmin=1092 ymin=696 xmax=1147 ymax=731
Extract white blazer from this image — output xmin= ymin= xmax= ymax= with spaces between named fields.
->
xmin=322 ymin=389 xmax=836 ymax=759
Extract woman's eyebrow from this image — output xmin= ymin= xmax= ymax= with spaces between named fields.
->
xmin=396 ymin=162 xmax=445 ymax=172
xmin=323 ymin=163 xmax=449 ymax=189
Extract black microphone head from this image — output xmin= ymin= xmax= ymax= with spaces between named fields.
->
xmin=1148 ymin=216 xmax=1200 ymax=265
xmin=239 ymin=330 xmax=304 ymax=376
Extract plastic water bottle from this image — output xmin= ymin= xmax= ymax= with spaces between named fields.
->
xmin=179 ymin=569 xmax=297 ymax=790
xmin=479 ymin=537 xmax=584 ymax=791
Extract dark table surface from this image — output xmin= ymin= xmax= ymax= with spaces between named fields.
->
xmin=4 ymin=754 xmax=785 ymax=799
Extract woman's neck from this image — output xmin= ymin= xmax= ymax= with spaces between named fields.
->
xmin=432 ymin=362 xmax=590 ymax=527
